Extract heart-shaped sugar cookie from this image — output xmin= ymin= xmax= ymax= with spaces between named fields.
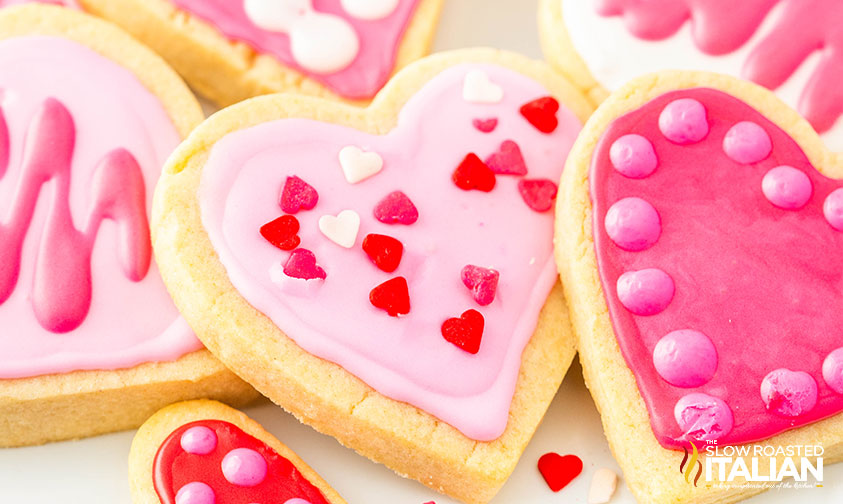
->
xmin=152 ymin=49 xmax=591 ymax=504
xmin=556 ymin=71 xmax=843 ymax=504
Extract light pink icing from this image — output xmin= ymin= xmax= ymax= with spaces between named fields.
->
xmin=596 ymin=0 xmax=843 ymax=134
xmin=592 ymin=87 xmax=843 ymax=448
xmin=199 ymin=64 xmax=581 ymax=440
xmin=168 ymin=0 xmax=420 ymax=100
xmin=0 ymin=36 xmax=201 ymax=379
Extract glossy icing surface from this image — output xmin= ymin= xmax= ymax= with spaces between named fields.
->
xmin=562 ymin=0 xmax=843 ymax=149
xmin=200 ymin=64 xmax=581 ymax=440
xmin=0 ymin=36 xmax=201 ymax=379
xmin=169 ymin=0 xmax=421 ymax=99
xmin=154 ymin=420 xmax=330 ymax=504
xmin=591 ymin=87 xmax=843 ymax=448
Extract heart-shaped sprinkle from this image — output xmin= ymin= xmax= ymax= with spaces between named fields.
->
xmin=760 ymin=368 xmax=818 ymax=417
xmin=520 ymin=96 xmax=559 ymax=134
xmin=517 ymin=178 xmax=558 ymax=212
xmin=318 ymin=209 xmax=360 ymax=248
xmin=472 ymin=117 xmax=498 ymax=133
xmin=441 ymin=309 xmax=484 ymax=354
xmin=537 ymin=452 xmax=583 ymax=492
xmin=460 ymin=265 xmax=499 ymax=306
xmin=373 ymin=190 xmax=419 ymax=225
xmin=588 ymin=468 xmax=618 ymax=504
xmin=452 ymin=153 xmax=496 ymax=192
xmin=362 ymin=234 xmax=404 ymax=273
xmin=260 ymin=215 xmax=301 ymax=251
xmin=462 ymin=70 xmax=504 ymax=104
xmin=339 ymin=145 xmax=383 ymax=184
xmin=279 ymin=175 xmax=319 ymax=214
xmin=369 ymin=277 xmax=410 ymax=316
xmin=485 ymin=139 xmax=527 ymax=175
xmin=283 ymin=248 xmax=327 ymax=280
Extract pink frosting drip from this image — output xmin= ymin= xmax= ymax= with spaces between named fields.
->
xmin=595 ymin=0 xmax=843 ymax=133
xmin=0 ymin=36 xmax=202 ymax=379
xmin=168 ymin=0 xmax=420 ymax=100
xmin=591 ymin=87 xmax=843 ymax=448
xmin=199 ymin=65 xmax=582 ymax=440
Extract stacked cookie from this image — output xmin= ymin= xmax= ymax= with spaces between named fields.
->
xmin=1 ymin=2 xmax=842 ymax=504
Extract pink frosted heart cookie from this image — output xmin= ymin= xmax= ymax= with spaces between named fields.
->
xmin=79 ymin=0 xmax=445 ymax=106
xmin=556 ymin=71 xmax=843 ymax=504
xmin=0 ymin=5 xmax=256 ymax=448
xmin=540 ymin=0 xmax=843 ymax=150
xmin=129 ymin=400 xmax=347 ymax=504
xmin=152 ymin=49 xmax=592 ymax=504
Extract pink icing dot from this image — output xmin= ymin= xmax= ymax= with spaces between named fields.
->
xmin=180 ymin=426 xmax=217 ymax=455
xmin=658 ymin=98 xmax=709 ymax=144
xmin=823 ymin=348 xmax=843 ymax=394
xmin=653 ymin=330 xmax=718 ymax=388
xmin=221 ymin=448 xmax=268 ymax=487
xmin=760 ymin=369 xmax=818 ymax=417
xmin=609 ymin=134 xmax=658 ymax=178
xmin=616 ymin=268 xmax=674 ymax=316
xmin=604 ymin=197 xmax=661 ymax=251
xmin=674 ymin=393 xmax=733 ymax=441
xmin=284 ymin=500 xmax=314 ymax=504
xmin=823 ymin=188 xmax=843 ymax=231
xmin=175 ymin=482 xmax=215 ymax=504
xmin=762 ymin=166 xmax=812 ymax=209
xmin=722 ymin=121 xmax=772 ymax=164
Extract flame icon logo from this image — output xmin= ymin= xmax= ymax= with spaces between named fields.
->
xmin=680 ymin=440 xmax=703 ymax=486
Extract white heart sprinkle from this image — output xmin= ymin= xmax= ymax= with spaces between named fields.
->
xmin=587 ymin=468 xmax=618 ymax=504
xmin=339 ymin=146 xmax=383 ymax=184
xmin=319 ymin=210 xmax=361 ymax=248
xmin=340 ymin=0 xmax=400 ymax=20
xmin=462 ymin=70 xmax=504 ymax=104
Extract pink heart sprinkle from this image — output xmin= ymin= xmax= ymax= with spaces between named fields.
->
xmin=472 ymin=117 xmax=498 ymax=133
xmin=485 ymin=139 xmax=527 ymax=175
xmin=461 ymin=265 xmax=499 ymax=306
xmin=518 ymin=178 xmax=558 ymax=212
xmin=373 ymin=191 xmax=419 ymax=225
xmin=279 ymin=175 xmax=319 ymax=214
xmin=283 ymin=248 xmax=326 ymax=280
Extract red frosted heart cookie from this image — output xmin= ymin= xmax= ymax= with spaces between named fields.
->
xmin=556 ymin=72 xmax=843 ymax=504
xmin=130 ymin=400 xmax=346 ymax=504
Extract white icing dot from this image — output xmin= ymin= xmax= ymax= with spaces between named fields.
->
xmin=341 ymin=0 xmax=400 ymax=20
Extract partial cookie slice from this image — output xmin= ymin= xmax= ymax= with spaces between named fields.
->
xmin=130 ymin=400 xmax=346 ymax=504
xmin=555 ymin=70 xmax=843 ymax=504
xmin=78 ymin=0 xmax=444 ymax=107
xmin=0 ymin=5 xmax=257 ymax=448
xmin=152 ymin=48 xmax=592 ymax=503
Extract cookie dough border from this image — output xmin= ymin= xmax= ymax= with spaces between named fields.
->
xmin=0 ymin=5 xmax=258 ymax=448
xmin=151 ymin=48 xmax=591 ymax=504
xmin=79 ymin=0 xmax=445 ymax=107
xmin=555 ymin=69 xmax=843 ymax=504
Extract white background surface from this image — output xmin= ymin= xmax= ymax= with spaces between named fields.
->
xmin=1 ymin=1 xmax=840 ymax=503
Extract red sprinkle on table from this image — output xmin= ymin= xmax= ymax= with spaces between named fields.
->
xmin=537 ymin=452 xmax=583 ymax=492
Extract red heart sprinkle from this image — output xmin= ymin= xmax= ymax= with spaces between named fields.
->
xmin=441 ymin=309 xmax=485 ymax=354
xmin=538 ymin=452 xmax=583 ymax=492
xmin=362 ymin=234 xmax=404 ymax=273
xmin=279 ymin=175 xmax=319 ymax=214
xmin=472 ymin=117 xmax=498 ymax=133
xmin=373 ymin=190 xmax=419 ymax=225
xmin=520 ymin=96 xmax=560 ymax=134
xmin=283 ymin=248 xmax=326 ymax=280
xmin=486 ymin=140 xmax=528 ymax=175
xmin=369 ymin=277 xmax=411 ymax=316
xmin=518 ymin=178 xmax=558 ymax=212
xmin=452 ymin=153 xmax=496 ymax=192
xmin=461 ymin=265 xmax=499 ymax=306
xmin=260 ymin=215 xmax=301 ymax=251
